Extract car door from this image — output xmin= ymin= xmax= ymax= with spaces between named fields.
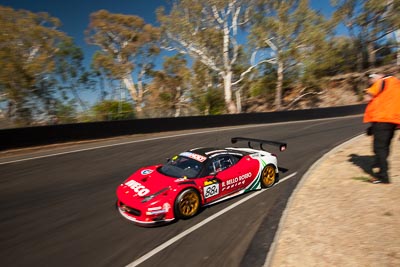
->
xmin=202 ymin=154 xmax=256 ymax=203
xmin=216 ymin=154 xmax=258 ymax=195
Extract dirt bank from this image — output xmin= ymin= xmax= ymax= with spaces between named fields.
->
xmin=267 ymin=133 xmax=400 ymax=267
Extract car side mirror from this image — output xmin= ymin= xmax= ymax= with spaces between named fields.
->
xmin=210 ymin=177 xmax=221 ymax=183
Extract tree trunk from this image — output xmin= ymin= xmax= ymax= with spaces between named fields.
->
xmin=398 ymin=46 xmax=400 ymax=66
xmin=71 ymin=87 xmax=87 ymax=111
xmin=174 ymin=86 xmax=182 ymax=117
xmin=355 ymin=41 xmax=364 ymax=71
xmin=223 ymin=71 xmax=237 ymax=114
xmin=122 ymin=75 xmax=142 ymax=115
xmin=274 ymin=61 xmax=284 ymax=110
xmin=367 ymin=42 xmax=376 ymax=67
xmin=235 ymin=89 xmax=242 ymax=113
xmin=395 ymin=30 xmax=400 ymax=66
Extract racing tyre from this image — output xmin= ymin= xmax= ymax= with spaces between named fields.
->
xmin=174 ymin=188 xmax=201 ymax=220
xmin=261 ymin=164 xmax=276 ymax=188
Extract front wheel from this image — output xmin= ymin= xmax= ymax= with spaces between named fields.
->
xmin=261 ymin=164 xmax=277 ymax=188
xmin=174 ymin=188 xmax=201 ymax=220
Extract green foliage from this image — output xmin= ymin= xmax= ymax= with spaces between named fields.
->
xmin=192 ymin=87 xmax=225 ymax=115
xmin=146 ymin=54 xmax=192 ymax=117
xmin=250 ymin=0 xmax=331 ymax=109
xmin=91 ymin=100 xmax=135 ymax=121
xmin=2 ymin=1 xmax=400 ymax=126
xmin=0 ymin=6 xmax=83 ymax=125
xmin=157 ymin=0 xmax=257 ymax=113
xmin=249 ymin=76 xmax=275 ymax=99
xmin=332 ymin=0 xmax=400 ymax=68
xmin=86 ymin=9 xmax=160 ymax=113
xmin=190 ymin=60 xmax=225 ymax=115
xmin=53 ymin=101 xmax=78 ymax=124
xmin=54 ymin=39 xmax=95 ymax=111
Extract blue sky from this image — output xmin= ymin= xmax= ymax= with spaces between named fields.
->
xmin=0 ymin=0 xmax=171 ymax=66
xmin=0 ymin=0 xmax=336 ymax=63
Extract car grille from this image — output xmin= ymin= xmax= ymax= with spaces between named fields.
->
xmin=119 ymin=202 xmax=141 ymax=216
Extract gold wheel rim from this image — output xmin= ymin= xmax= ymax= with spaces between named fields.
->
xmin=262 ymin=165 xmax=275 ymax=187
xmin=179 ymin=191 xmax=199 ymax=217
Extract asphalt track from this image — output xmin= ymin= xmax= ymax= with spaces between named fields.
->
xmin=0 ymin=115 xmax=367 ymax=267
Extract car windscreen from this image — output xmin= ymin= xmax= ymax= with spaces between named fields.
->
xmin=158 ymin=155 xmax=203 ymax=178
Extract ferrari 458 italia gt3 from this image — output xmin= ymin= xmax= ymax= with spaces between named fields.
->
xmin=116 ymin=137 xmax=286 ymax=226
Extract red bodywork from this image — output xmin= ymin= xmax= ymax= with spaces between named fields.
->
xmin=116 ymin=154 xmax=265 ymax=225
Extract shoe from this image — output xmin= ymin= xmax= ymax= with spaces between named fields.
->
xmin=369 ymin=178 xmax=390 ymax=184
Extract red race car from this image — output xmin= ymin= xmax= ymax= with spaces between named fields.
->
xmin=116 ymin=137 xmax=286 ymax=226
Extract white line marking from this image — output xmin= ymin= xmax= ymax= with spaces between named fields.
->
xmin=1 ymin=124 xmax=267 ymax=165
xmin=0 ymin=114 xmax=362 ymax=165
xmin=126 ymin=172 xmax=297 ymax=267
xmin=0 ymin=125 xmax=255 ymax=165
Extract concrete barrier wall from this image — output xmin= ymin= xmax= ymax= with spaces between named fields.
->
xmin=0 ymin=104 xmax=366 ymax=151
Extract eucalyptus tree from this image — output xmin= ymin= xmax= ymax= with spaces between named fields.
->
xmin=191 ymin=60 xmax=225 ymax=115
xmin=52 ymin=99 xmax=78 ymax=124
xmin=54 ymin=40 xmax=94 ymax=112
xmin=250 ymin=0 xmax=329 ymax=110
xmin=147 ymin=54 xmax=192 ymax=117
xmin=86 ymin=10 xmax=161 ymax=116
xmin=332 ymin=0 xmax=400 ymax=68
xmin=157 ymin=0 xmax=259 ymax=114
xmin=0 ymin=6 xmax=71 ymax=125
xmin=91 ymin=100 xmax=135 ymax=121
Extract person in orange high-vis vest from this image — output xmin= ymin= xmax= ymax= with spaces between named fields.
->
xmin=363 ymin=73 xmax=400 ymax=184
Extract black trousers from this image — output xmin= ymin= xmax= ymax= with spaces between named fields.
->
xmin=372 ymin=122 xmax=397 ymax=182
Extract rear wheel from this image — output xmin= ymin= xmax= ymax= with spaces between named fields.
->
xmin=174 ymin=188 xmax=201 ymax=219
xmin=261 ymin=164 xmax=276 ymax=188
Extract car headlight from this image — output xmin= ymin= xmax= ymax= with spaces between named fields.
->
xmin=141 ymin=187 xmax=169 ymax=203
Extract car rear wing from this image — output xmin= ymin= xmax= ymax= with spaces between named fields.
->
xmin=231 ymin=137 xmax=287 ymax=152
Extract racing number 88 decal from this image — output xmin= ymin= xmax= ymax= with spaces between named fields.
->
xmin=204 ymin=183 xmax=219 ymax=199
